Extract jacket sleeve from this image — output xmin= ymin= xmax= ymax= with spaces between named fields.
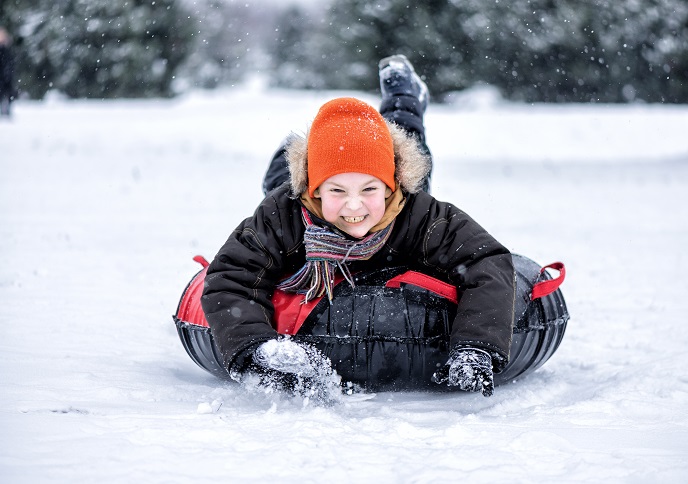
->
xmin=402 ymin=194 xmax=516 ymax=371
xmin=201 ymin=190 xmax=303 ymax=371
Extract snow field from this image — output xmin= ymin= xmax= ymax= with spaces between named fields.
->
xmin=1 ymin=87 xmax=688 ymax=482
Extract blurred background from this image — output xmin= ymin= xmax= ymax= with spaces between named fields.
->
xmin=1 ymin=0 xmax=687 ymax=103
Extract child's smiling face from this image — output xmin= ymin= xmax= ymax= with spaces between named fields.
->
xmin=315 ymin=172 xmax=392 ymax=238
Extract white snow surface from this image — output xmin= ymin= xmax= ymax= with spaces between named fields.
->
xmin=1 ymin=86 xmax=688 ymax=483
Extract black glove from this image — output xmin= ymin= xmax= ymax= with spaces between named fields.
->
xmin=432 ymin=347 xmax=495 ymax=397
xmin=239 ymin=337 xmax=341 ymax=404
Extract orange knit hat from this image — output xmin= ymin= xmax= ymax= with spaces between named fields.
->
xmin=307 ymin=97 xmax=395 ymax=197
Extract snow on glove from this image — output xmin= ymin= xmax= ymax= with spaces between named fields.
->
xmin=253 ymin=338 xmax=313 ymax=375
xmin=246 ymin=337 xmax=342 ymax=404
xmin=432 ymin=347 xmax=495 ymax=397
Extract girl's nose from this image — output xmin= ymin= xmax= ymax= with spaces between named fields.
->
xmin=346 ymin=196 xmax=363 ymax=210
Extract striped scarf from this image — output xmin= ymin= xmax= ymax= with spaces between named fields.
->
xmin=277 ymin=207 xmax=394 ymax=302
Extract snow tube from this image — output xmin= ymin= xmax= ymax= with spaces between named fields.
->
xmin=173 ymin=254 xmax=569 ymax=390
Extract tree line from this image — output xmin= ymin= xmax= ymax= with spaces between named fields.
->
xmin=1 ymin=0 xmax=686 ymax=102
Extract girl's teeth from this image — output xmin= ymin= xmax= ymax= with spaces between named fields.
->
xmin=344 ymin=216 xmax=365 ymax=223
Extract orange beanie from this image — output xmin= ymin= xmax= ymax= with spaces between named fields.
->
xmin=307 ymin=97 xmax=395 ymax=197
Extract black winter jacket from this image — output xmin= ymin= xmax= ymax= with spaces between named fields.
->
xmin=201 ymin=183 xmax=516 ymax=373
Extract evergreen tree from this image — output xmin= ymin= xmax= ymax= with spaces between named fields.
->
xmin=3 ymin=0 xmax=192 ymax=98
xmin=303 ymin=0 xmax=470 ymax=94
xmin=178 ymin=0 xmax=269 ymax=89
xmin=269 ymin=6 xmax=326 ymax=89
xmin=464 ymin=0 xmax=688 ymax=103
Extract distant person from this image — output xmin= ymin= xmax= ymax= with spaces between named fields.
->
xmin=0 ymin=27 xmax=16 ymax=117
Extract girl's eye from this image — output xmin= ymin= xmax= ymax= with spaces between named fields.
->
xmin=363 ymin=186 xmax=378 ymax=192
xmin=330 ymin=188 xmax=345 ymax=193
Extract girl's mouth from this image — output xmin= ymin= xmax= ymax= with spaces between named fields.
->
xmin=342 ymin=215 xmax=366 ymax=224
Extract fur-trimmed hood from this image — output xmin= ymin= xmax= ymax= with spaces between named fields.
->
xmin=284 ymin=121 xmax=431 ymax=197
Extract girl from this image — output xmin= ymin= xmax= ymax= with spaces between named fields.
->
xmin=201 ymin=56 xmax=515 ymax=399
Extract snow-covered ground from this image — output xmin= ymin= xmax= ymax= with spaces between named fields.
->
xmin=1 ymin=86 xmax=688 ymax=483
